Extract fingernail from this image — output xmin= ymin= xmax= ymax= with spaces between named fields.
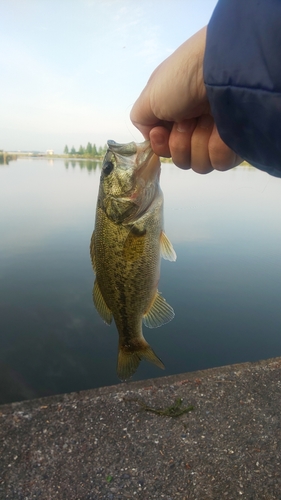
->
xmin=152 ymin=132 xmax=166 ymax=146
xmin=198 ymin=114 xmax=213 ymax=129
xmin=176 ymin=120 xmax=191 ymax=133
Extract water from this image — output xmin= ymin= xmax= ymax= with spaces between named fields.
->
xmin=1 ymin=157 xmax=281 ymax=404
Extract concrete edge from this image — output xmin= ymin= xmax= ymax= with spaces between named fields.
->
xmin=1 ymin=356 xmax=280 ymax=411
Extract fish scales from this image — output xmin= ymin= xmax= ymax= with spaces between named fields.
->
xmin=90 ymin=140 xmax=176 ymax=380
xmin=95 ymin=194 xmax=162 ymax=338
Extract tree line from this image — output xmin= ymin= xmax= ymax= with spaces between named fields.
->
xmin=63 ymin=142 xmax=107 ymax=157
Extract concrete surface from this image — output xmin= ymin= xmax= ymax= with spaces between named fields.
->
xmin=1 ymin=357 xmax=281 ymax=500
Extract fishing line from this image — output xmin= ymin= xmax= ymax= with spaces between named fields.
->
xmin=122 ymin=103 xmax=143 ymax=143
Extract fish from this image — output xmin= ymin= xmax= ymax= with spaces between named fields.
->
xmin=90 ymin=139 xmax=176 ymax=380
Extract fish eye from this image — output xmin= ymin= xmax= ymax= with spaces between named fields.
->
xmin=103 ymin=161 xmax=114 ymax=176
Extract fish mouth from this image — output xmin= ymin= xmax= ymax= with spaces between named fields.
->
xmin=106 ymin=140 xmax=161 ymax=223
xmin=136 ymin=149 xmax=160 ymax=183
xmin=107 ymin=139 xmax=160 ymax=181
xmin=107 ymin=140 xmax=139 ymax=157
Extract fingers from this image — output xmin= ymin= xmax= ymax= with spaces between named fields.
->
xmin=154 ymin=115 xmax=214 ymax=173
xmin=130 ymin=27 xmax=237 ymax=174
xmin=209 ymin=125 xmax=242 ymax=169
xmin=149 ymin=126 xmax=171 ymax=157
xmin=149 ymin=115 xmax=242 ymax=173
xmin=190 ymin=115 xmax=214 ymax=173
xmin=167 ymin=119 xmax=197 ymax=169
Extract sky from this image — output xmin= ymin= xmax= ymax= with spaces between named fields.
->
xmin=1 ymin=0 xmax=218 ymax=153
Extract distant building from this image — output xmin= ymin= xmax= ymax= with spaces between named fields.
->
xmin=46 ymin=149 xmax=54 ymax=155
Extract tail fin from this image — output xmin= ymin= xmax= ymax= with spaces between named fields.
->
xmin=117 ymin=339 xmax=164 ymax=381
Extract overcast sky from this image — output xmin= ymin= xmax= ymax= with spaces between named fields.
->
xmin=1 ymin=0 xmax=217 ymax=153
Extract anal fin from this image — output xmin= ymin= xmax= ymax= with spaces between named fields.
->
xmin=143 ymin=291 xmax=175 ymax=328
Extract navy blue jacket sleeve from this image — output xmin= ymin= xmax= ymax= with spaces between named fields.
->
xmin=204 ymin=0 xmax=281 ymax=176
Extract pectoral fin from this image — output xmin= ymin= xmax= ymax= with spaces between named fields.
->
xmin=143 ymin=291 xmax=175 ymax=328
xmin=160 ymin=231 xmax=177 ymax=262
xmin=93 ymin=280 xmax=112 ymax=325
xmin=90 ymin=231 xmax=96 ymax=272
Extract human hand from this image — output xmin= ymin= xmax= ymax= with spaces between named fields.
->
xmin=130 ymin=27 xmax=242 ymax=173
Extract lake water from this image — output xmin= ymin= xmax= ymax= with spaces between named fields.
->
xmin=1 ymin=157 xmax=281 ymax=404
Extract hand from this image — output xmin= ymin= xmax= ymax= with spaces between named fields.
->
xmin=130 ymin=27 xmax=242 ymax=173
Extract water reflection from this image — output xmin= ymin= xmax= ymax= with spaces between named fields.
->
xmin=0 ymin=153 xmax=16 ymax=165
xmin=1 ymin=158 xmax=281 ymax=404
xmin=64 ymin=159 xmax=101 ymax=171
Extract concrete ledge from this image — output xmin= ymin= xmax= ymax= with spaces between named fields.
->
xmin=1 ymin=357 xmax=281 ymax=499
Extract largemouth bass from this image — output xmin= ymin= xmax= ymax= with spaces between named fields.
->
xmin=90 ymin=140 xmax=176 ymax=380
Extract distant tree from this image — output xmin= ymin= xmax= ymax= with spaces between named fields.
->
xmin=70 ymin=146 xmax=76 ymax=155
xmin=64 ymin=145 xmax=69 ymax=154
xmin=86 ymin=142 xmax=93 ymax=155
xmin=92 ymin=144 xmax=98 ymax=156
xmin=97 ymin=144 xmax=107 ymax=156
xmin=78 ymin=145 xmax=85 ymax=155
